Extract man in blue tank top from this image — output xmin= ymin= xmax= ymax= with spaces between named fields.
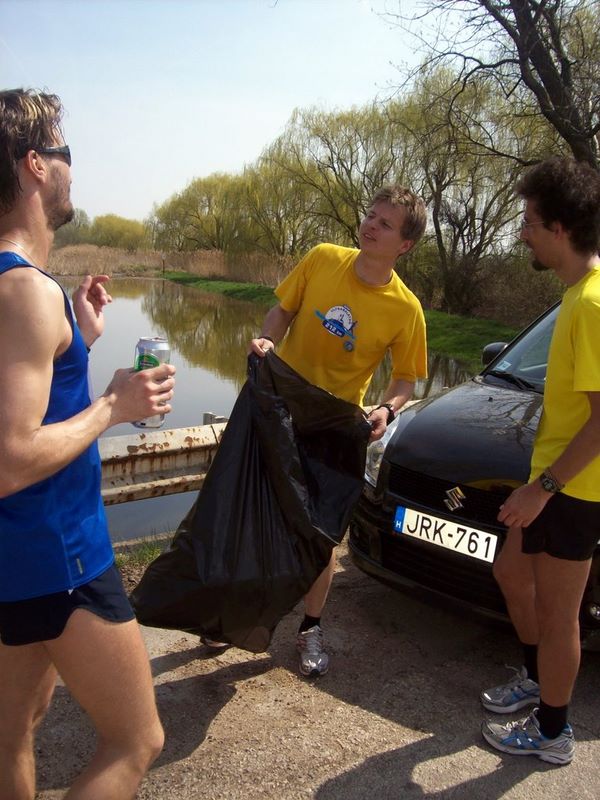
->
xmin=0 ymin=89 xmax=176 ymax=799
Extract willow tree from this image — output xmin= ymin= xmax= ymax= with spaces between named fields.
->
xmin=271 ymin=103 xmax=414 ymax=245
xmin=89 ymin=214 xmax=148 ymax=252
xmin=241 ymin=144 xmax=336 ymax=258
xmin=151 ymin=173 xmax=243 ymax=253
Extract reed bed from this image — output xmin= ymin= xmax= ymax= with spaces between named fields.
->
xmin=48 ymin=244 xmax=289 ymax=286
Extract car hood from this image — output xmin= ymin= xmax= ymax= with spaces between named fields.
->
xmin=385 ymin=378 xmax=542 ymax=487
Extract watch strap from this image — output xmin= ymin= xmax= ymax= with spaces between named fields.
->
xmin=539 ymin=468 xmax=564 ymax=493
xmin=375 ymin=403 xmax=395 ymax=425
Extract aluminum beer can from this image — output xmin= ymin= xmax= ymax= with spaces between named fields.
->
xmin=133 ymin=336 xmax=171 ymax=428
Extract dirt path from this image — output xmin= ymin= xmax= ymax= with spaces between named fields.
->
xmin=35 ymin=542 xmax=600 ymax=799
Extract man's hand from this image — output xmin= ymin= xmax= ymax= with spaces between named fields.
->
xmin=367 ymin=407 xmax=389 ymax=442
xmin=102 ymin=364 xmax=176 ymax=426
xmin=72 ymin=274 xmax=112 ymax=348
xmin=497 ymin=480 xmax=552 ymax=528
xmin=249 ymin=336 xmax=276 ymax=358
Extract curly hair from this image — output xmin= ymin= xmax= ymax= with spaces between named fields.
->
xmin=368 ymin=184 xmax=427 ymax=244
xmin=516 ymin=157 xmax=600 ymax=254
xmin=0 ymin=88 xmax=64 ymax=215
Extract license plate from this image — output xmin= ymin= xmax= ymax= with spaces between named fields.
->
xmin=393 ymin=506 xmax=497 ymax=563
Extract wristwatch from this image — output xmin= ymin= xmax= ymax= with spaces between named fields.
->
xmin=375 ymin=403 xmax=395 ymax=425
xmin=539 ymin=468 xmax=564 ymax=493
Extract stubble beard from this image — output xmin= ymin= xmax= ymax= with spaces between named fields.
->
xmin=44 ymin=165 xmax=75 ymax=231
xmin=48 ymin=201 xmax=75 ymax=231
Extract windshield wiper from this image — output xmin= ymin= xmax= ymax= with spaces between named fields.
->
xmin=486 ymin=369 xmax=537 ymax=391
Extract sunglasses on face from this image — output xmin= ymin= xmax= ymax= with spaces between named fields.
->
xmin=36 ymin=144 xmax=72 ymax=167
xmin=17 ymin=144 xmax=72 ymax=167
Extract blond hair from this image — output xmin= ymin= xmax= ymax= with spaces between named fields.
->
xmin=369 ymin=185 xmax=427 ymax=243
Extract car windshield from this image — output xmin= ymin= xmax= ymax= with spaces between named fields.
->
xmin=482 ymin=303 xmax=559 ymax=393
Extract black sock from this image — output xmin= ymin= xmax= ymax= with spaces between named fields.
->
xmin=537 ymin=700 xmax=569 ymax=739
xmin=299 ymin=615 xmax=321 ymax=633
xmin=522 ymin=643 xmax=539 ymax=683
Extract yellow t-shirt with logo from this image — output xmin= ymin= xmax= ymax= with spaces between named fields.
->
xmin=275 ymin=243 xmax=427 ymax=405
xmin=531 ymin=267 xmax=600 ymax=500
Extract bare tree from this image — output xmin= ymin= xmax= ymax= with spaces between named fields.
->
xmin=389 ymin=74 xmax=523 ymax=313
xmin=385 ymin=0 xmax=599 ymax=167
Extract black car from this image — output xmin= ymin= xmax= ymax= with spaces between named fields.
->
xmin=349 ymin=302 xmax=600 ymax=650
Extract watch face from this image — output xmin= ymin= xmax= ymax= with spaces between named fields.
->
xmin=540 ymin=472 xmax=558 ymax=492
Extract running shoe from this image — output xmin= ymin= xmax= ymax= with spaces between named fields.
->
xmin=201 ymin=636 xmax=230 ymax=651
xmin=296 ymin=625 xmax=329 ymax=677
xmin=481 ymin=709 xmax=574 ymax=765
xmin=480 ymin=665 xmax=540 ymax=713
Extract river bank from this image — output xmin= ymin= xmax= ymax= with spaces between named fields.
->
xmin=164 ymin=271 xmax=518 ymax=373
xmin=49 ymin=243 xmax=518 ymax=373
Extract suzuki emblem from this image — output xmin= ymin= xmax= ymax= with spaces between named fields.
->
xmin=444 ymin=486 xmax=465 ymax=512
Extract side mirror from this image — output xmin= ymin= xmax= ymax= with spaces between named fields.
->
xmin=482 ymin=342 xmax=507 ymax=366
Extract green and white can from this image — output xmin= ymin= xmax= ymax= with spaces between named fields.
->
xmin=133 ymin=336 xmax=171 ymax=428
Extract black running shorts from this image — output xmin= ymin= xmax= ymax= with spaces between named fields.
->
xmin=0 ymin=563 xmax=135 ymax=646
xmin=522 ymin=491 xmax=600 ymax=561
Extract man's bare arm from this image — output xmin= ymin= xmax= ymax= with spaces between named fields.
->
xmin=498 ymin=391 xmax=600 ymax=528
xmin=0 ymin=270 xmax=175 ymax=497
xmin=249 ymin=304 xmax=297 ymax=356
xmin=368 ymin=378 xmax=415 ymax=441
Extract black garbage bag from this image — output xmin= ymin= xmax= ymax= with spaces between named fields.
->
xmin=131 ymin=352 xmax=371 ymax=652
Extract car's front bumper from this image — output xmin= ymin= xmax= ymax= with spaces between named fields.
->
xmin=349 ymin=489 xmax=600 ymax=651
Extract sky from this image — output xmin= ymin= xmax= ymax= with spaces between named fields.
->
xmin=1 ymin=0 xmax=423 ymax=222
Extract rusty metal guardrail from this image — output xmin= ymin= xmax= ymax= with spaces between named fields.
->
xmin=99 ymin=413 xmax=227 ymax=506
xmin=99 ymin=402 xmax=420 ymax=507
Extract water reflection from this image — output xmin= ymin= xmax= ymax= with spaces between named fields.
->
xmin=140 ymin=278 xmax=470 ymax=401
xmin=365 ymin=352 xmax=471 ymax=406
xmin=58 ymin=277 xmax=472 ymax=540
xmin=141 ymin=280 xmax=265 ymax=386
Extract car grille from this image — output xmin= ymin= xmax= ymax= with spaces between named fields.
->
xmin=387 ymin=464 xmax=511 ymax=529
xmin=379 ymin=533 xmax=507 ymax=614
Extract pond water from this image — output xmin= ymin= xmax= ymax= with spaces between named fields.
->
xmin=60 ymin=277 xmax=472 ymax=541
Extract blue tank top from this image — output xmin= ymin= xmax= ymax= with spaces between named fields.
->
xmin=0 ymin=253 xmax=114 ymax=600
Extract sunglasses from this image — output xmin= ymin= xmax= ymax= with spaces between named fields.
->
xmin=36 ymin=144 xmax=72 ymax=167
xmin=17 ymin=144 xmax=72 ymax=167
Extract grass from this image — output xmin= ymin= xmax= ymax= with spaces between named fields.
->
xmin=166 ymin=271 xmax=519 ymax=371
xmin=425 ymin=310 xmax=517 ymax=372
xmin=113 ymin=538 xmax=170 ymax=569
xmin=165 ymin=271 xmax=276 ymax=306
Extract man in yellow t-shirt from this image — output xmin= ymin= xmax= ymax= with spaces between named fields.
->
xmin=480 ymin=157 xmax=600 ymax=766
xmin=248 ymin=185 xmax=428 ymax=677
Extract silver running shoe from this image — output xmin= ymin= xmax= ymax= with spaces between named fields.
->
xmin=201 ymin=636 xmax=230 ymax=651
xmin=482 ymin=709 xmax=574 ymax=765
xmin=296 ymin=625 xmax=329 ymax=677
xmin=480 ymin=665 xmax=540 ymax=713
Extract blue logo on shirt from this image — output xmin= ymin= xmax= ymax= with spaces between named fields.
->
xmin=315 ymin=304 xmax=357 ymax=340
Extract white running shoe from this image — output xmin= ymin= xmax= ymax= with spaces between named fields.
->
xmin=296 ymin=625 xmax=329 ymax=677
xmin=201 ymin=636 xmax=230 ymax=651
xmin=480 ymin=665 xmax=540 ymax=713
xmin=482 ymin=709 xmax=574 ymax=765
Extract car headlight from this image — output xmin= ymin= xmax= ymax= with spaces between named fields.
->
xmin=364 ymin=417 xmax=400 ymax=487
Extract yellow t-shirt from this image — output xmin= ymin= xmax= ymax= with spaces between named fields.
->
xmin=275 ymin=243 xmax=427 ymax=405
xmin=531 ymin=267 xmax=600 ymax=500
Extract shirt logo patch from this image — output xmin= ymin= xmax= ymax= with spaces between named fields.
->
xmin=315 ymin=304 xmax=358 ymax=340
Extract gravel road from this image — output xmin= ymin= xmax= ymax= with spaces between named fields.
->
xmin=35 ymin=541 xmax=600 ymax=799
